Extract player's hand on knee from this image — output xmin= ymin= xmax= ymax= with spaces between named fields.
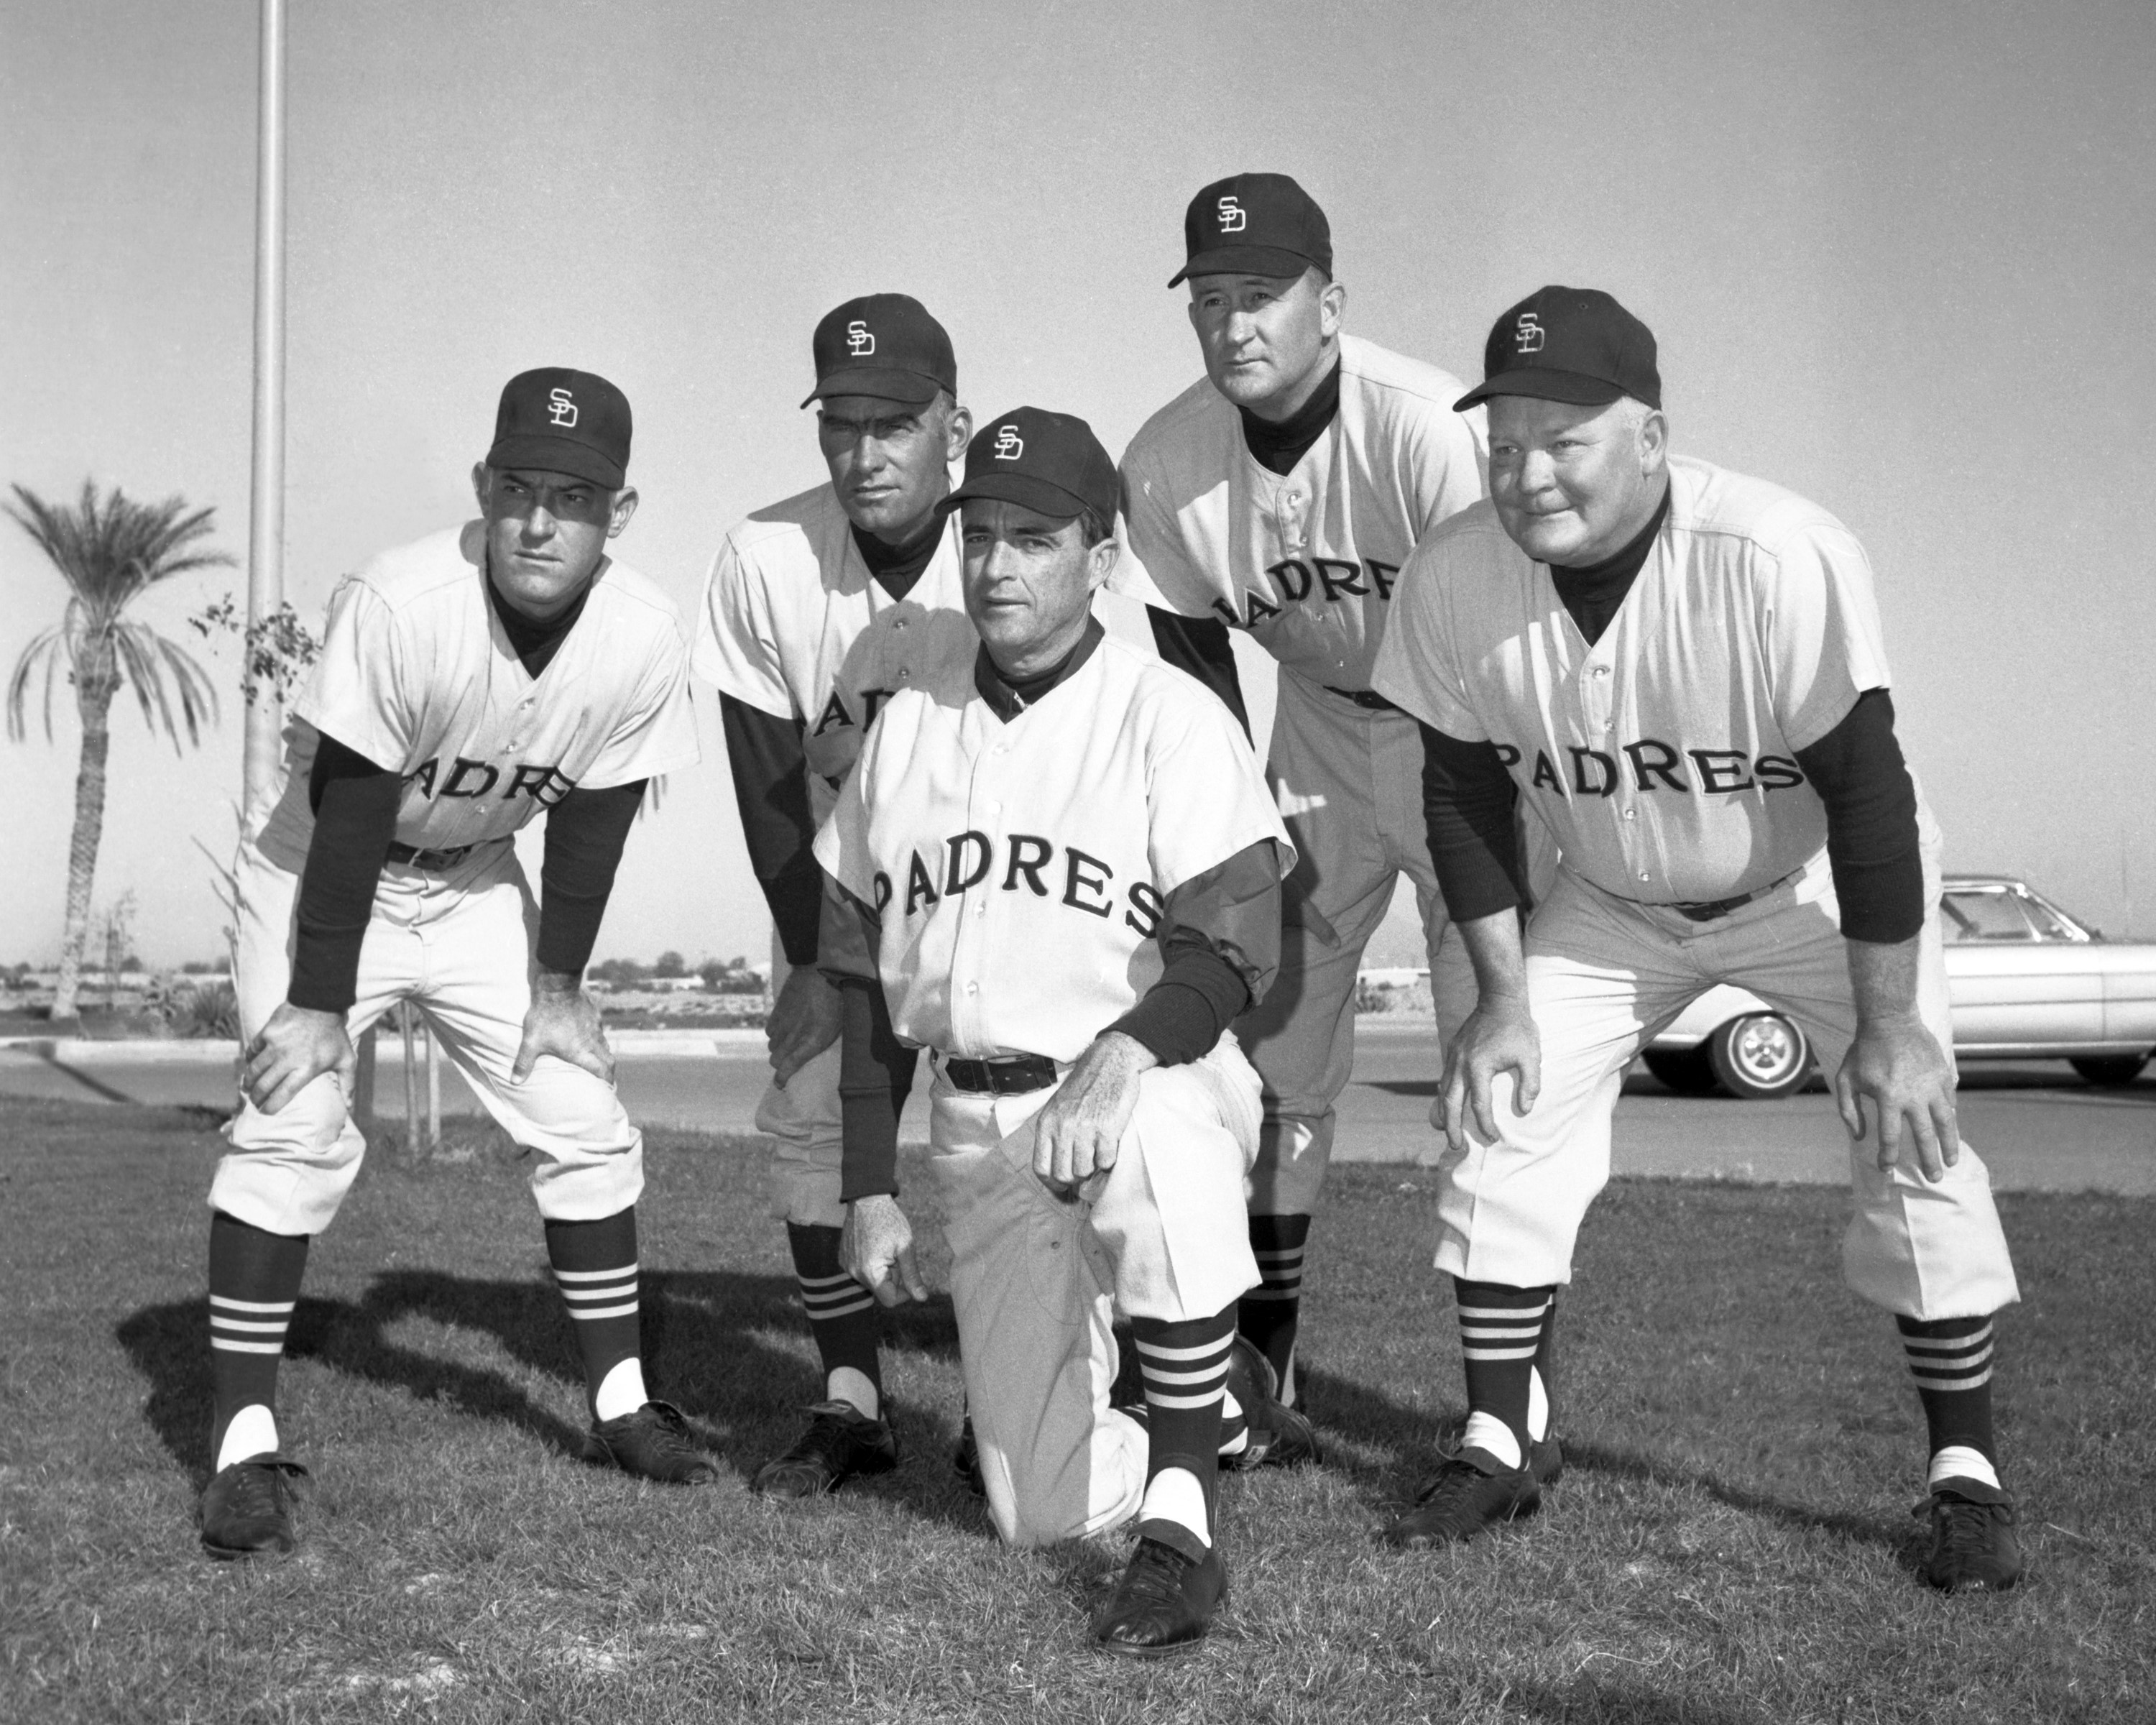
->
xmin=1835 ymin=1015 xmax=1959 ymax=1182
xmin=244 ymin=1003 xmax=355 ymax=1116
xmin=1440 ymin=996 xmax=1542 ymax=1155
xmin=513 ymin=975 xmax=614 ymax=1085
xmin=1031 ymin=1032 xmax=1156 ymax=1196
xmin=768 ymin=963 xmax=844 ymax=1088
xmin=843 ymin=1195 xmax=928 ymax=1305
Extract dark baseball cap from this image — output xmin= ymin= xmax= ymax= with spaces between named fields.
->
xmin=1169 ymin=172 xmax=1332 ymax=288
xmin=801 ymin=293 xmax=957 ymax=409
xmin=487 ymin=368 xmax=632 ymax=488
xmin=941 ymin=407 xmax=1118 ymax=525
xmin=1455 ymin=286 xmax=1662 ymax=412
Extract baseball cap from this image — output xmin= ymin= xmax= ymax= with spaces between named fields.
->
xmin=801 ymin=293 xmax=957 ymax=409
xmin=1455 ymin=286 xmax=1662 ymax=412
xmin=487 ymin=368 xmax=632 ymax=488
xmin=1169 ymin=172 xmax=1332 ymax=288
xmin=941 ymin=407 xmax=1118 ymax=525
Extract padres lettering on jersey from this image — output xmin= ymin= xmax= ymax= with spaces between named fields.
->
xmin=254 ymin=523 xmax=699 ymax=872
xmin=694 ymin=485 xmax=975 ymax=813
xmin=1114 ymin=334 xmax=1487 ymax=691
xmin=1371 ymin=456 xmax=1895 ymax=905
xmin=814 ymin=637 xmax=1291 ymax=1064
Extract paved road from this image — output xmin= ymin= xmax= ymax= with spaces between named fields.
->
xmin=4 ymin=1021 xmax=2151 ymax=1193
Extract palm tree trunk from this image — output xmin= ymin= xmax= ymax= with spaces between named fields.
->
xmin=50 ymin=656 xmax=116 ymax=1025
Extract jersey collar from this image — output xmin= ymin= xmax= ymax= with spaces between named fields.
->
xmin=973 ymin=615 xmax=1106 ymax=724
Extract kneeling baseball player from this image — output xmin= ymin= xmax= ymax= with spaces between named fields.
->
xmin=816 ymin=409 xmax=1295 ymax=1655
xmin=1370 ymin=289 xmax=2023 ymax=1591
xmin=198 ymin=369 xmax=709 ymax=1560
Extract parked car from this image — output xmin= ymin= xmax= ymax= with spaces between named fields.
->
xmin=1642 ymin=875 xmax=2156 ymax=1099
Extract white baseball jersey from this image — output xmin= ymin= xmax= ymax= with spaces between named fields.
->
xmin=693 ymin=484 xmax=976 ymax=816
xmin=253 ymin=522 xmax=700 ymax=873
xmin=814 ymin=635 xmax=1292 ymax=1063
xmin=1114 ymin=334 xmax=1487 ymax=691
xmin=1370 ymin=454 xmax=1897 ymax=905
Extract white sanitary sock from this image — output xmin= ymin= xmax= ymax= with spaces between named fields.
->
xmin=1929 ymin=1444 xmax=2000 ymax=1491
xmin=216 ymin=1404 xmax=279 ymax=1472
xmin=1140 ymin=1466 xmax=1211 ymax=1548
xmin=827 ymin=1366 xmax=880 ymax=1420
xmin=1460 ymin=1410 xmax=1523 ymax=1471
xmin=1527 ymin=1366 xmax=1549 ymax=1440
xmin=593 ymin=1358 xmax=649 ymax=1424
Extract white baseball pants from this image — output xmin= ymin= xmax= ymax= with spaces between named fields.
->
xmin=1242 ymin=670 xmax=1557 ymax=1215
xmin=760 ymin=937 xmax=847 ymax=1229
xmin=930 ymin=1035 xmax=1263 ymax=1548
xmin=1433 ymin=849 xmax=2019 ymax=1320
xmin=211 ymin=837 xmax=645 ymax=1236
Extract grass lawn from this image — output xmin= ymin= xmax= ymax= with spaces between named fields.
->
xmin=1 ymin=1098 xmax=2150 ymax=1724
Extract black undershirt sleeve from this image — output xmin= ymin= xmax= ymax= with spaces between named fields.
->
xmin=1109 ymin=840 xmax=1281 ymax=1066
xmin=1146 ymin=608 xmax=1250 ymax=740
xmin=719 ymin=691 xmax=824 ymax=967
xmin=535 ymin=781 xmax=645 ymax=977
xmin=287 ymin=734 xmax=403 ymax=1013
xmin=821 ymin=883 xmax=916 ymax=1201
xmin=1792 ymin=688 xmax=1924 ymax=944
xmin=1419 ymin=722 xmax=1527 ymax=924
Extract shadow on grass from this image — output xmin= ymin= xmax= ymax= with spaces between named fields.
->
xmin=114 ymin=1266 xmax=963 ymax=1495
xmin=1504 ymin=1675 xmax=1764 ymax=1725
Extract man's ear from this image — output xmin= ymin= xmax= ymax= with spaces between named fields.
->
xmin=1317 ymin=276 xmax=1348 ymax=342
xmin=1636 ymin=410 xmax=1668 ymax=473
xmin=944 ymin=403 xmax=974 ymax=465
xmin=471 ymin=463 xmax=492 ymax=512
xmin=1086 ymin=533 xmax=1120 ymax=591
xmin=607 ymin=486 xmax=640 ymax=538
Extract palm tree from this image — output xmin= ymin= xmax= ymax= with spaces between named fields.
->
xmin=6 ymin=482 xmax=230 ymax=1024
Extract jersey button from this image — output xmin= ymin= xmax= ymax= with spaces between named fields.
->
xmin=1638 ymin=871 xmax=1651 ymax=882
xmin=965 ymin=981 xmax=979 ymax=995
xmin=1623 ymin=807 xmax=1636 ymax=821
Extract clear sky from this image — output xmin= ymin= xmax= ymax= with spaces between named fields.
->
xmin=5 ymin=0 xmax=2153 ymax=968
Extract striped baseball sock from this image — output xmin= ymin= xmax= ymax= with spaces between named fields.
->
xmin=1897 ymin=1314 xmax=2001 ymax=1489
xmin=787 ymin=1223 xmax=882 ymax=1419
xmin=1454 ymin=1279 xmax=1557 ymax=1471
xmin=208 ymin=1210 xmax=310 ymax=1471
xmin=1239 ymin=1213 xmax=1310 ymax=1406
xmin=1128 ymin=1305 xmax=1238 ymax=1552
xmin=544 ymin=1208 xmax=646 ymax=1422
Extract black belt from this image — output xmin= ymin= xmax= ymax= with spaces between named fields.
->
xmin=1325 ymin=685 xmax=1399 ymax=712
xmin=1663 ymin=868 xmax=1802 ymax=924
xmin=385 ymin=840 xmax=480 ymax=872
xmin=940 ymin=1052 xmax=1059 ymax=1095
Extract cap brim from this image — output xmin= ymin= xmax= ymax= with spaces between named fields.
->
xmin=939 ymin=474 xmax=1098 ymax=520
xmin=800 ymin=368 xmax=947 ymax=410
xmin=1453 ymin=370 xmax=1629 ymax=412
xmin=1168 ymin=245 xmax=1319 ymax=288
xmin=485 ymin=436 xmax=625 ymax=488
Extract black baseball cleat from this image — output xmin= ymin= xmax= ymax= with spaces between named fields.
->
xmin=1224 ymin=1333 xmax=1281 ymax=1412
xmin=1916 ymin=1476 xmax=2023 ymax=1593
xmin=582 ymin=1400 xmax=719 ymax=1484
xmin=1385 ymin=1445 xmax=1542 ymax=1548
xmin=752 ymin=1399 xmax=898 ymax=1498
xmin=953 ymin=1415 xmax=985 ymax=1498
xmin=199 ymin=1453 xmax=307 ymax=1559
xmin=1092 ymin=1522 xmax=1228 ymax=1658
xmin=1235 ymin=1396 xmax=1322 ymax=1470
xmin=1530 ymin=1434 xmax=1565 ymax=1486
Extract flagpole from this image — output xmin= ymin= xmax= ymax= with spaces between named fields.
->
xmin=242 ymin=0 xmax=287 ymax=818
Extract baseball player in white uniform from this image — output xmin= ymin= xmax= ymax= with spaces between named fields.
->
xmin=694 ymin=295 xmax=977 ymax=1496
xmin=819 ymin=409 xmax=1294 ymax=1656
xmin=1115 ymin=172 xmax=1556 ymax=1429
xmin=198 ymin=369 xmax=708 ymax=1560
xmin=1370 ymin=287 xmax=2024 ymax=1592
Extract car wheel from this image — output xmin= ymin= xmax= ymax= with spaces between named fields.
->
xmin=2070 ymin=1054 xmax=2150 ymax=1087
xmin=1708 ymin=1013 xmax=1812 ymax=1100
xmin=1642 ymin=1045 xmax=1720 ymax=1095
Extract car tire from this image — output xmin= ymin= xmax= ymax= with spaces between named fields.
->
xmin=2070 ymin=1053 xmax=2150 ymax=1087
xmin=1642 ymin=1045 xmax=1720 ymax=1095
xmin=1707 ymin=1013 xmax=1812 ymax=1100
